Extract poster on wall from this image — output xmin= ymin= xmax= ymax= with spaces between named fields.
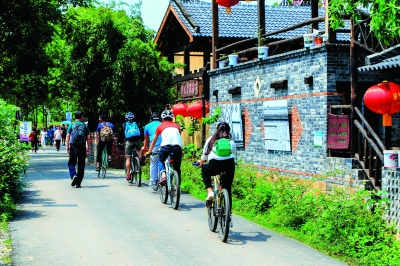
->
xmin=19 ymin=121 xmax=32 ymax=142
xmin=263 ymin=100 xmax=291 ymax=151
xmin=66 ymin=112 xmax=72 ymax=121
xmin=222 ymin=103 xmax=244 ymax=148
xmin=327 ymin=114 xmax=349 ymax=149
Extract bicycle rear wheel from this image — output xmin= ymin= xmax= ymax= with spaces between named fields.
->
xmin=134 ymin=156 xmax=141 ymax=187
xmin=128 ymin=158 xmax=134 ymax=183
xmin=218 ymin=189 xmax=230 ymax=242
xmin=101 ymin=153 xmax=107 ymax=179
xmin=158 ymin=174 xmax=168 ymax=204
xmin=207 ymin=195 xmax=218 ymax=232
xmin=170 ymin=170 xmax=180 ymax=210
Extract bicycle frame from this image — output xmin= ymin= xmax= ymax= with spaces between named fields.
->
xmin=157 ymin=154 xmax=180 ymax=210
xmin=126 ymin=147 xmax=141 ymax=186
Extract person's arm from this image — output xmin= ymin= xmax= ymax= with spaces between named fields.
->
xmin=66 ymin=133 xmax=70 ymax=153
xmin=86 ymin=134 xmax=91 ymax=154
xmin=198 ymin=137 xmax=211 ymax=167
xmin=148 ymin=134 xmax=159 ymax=154
xmin=142 ymin=134 xmax=150 ymax=151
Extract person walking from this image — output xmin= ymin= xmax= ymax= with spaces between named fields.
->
xmin=29 ymin=127 xmax=39 ymax=153
xmin=54 ymin=126 xmax=62 ymax=151
xmin=95 ymin=114 xmax=114 ymax=171
xmin=47 ymin=126 xmax=54 ymax=146
xmin=40 ymin=127 xmax=48 ymax=151
xmin=66 ymin=111 xmax=90 ymax=188
xmin=61 ymin=124 xmax=67 ymax=146
xmin=141 ymin=112 xmax=162 ymax=190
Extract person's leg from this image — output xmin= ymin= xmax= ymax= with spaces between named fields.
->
xmin=56 ymin=140 xmax=61 ymax=151
xmin=96 ymin=141 xmax=105 ymax=168
xmin=125 ymin=141 xmax=133 ymax=179
xmin=75 ymin=148 xmax=87 ymax=186
xmin=171 ymin=145 xmax=182 ymax=180
xmin=34 ymin=141 xmax=38 ymax=152
xmin=150 ymin=146 xmax=161 ymax=185
xmin=68 ymin=147 xmax=78 ymax=179
xmin=220 ymin=158 xmax=235 ymax=212
xmin=157 ymin=145 xmax=172 ymax=181
xmin=106 ymin=140 xmax=113 ymax=161
xmin=202 ymin=159 xmax=224 ymax=200
xmin=31 ymin=141 xmax=34 ymax=152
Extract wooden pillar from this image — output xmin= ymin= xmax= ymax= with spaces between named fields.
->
xmin=325 ymin=0 xmax=336 ymax=43
xmin=258 ymin=0 xmax=265 ymax=35
xmin=168 ymin=52 xmax=174 ymax=64
xmin=184 ymin=46 xmax=190 ymax=75
xmin=212 ymin=0 xmax=219 ymax=70
xmin=311 ymin=0 xmax=318 ymax=30
xmin=350 ymin=18 xmax=358 ymax=157
xmin=203 ymin=48 xmax=211 ymax=68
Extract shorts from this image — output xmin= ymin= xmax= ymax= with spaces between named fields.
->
xmin=125 ymin=139 xmax=141 ymax=156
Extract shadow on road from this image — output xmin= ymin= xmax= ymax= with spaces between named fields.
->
xmin=227 ymin=231 xmax=271 ymax=245
xmin=178 ymin=202 xmax=205 ymax=211
xmin=78 ymin=185 xmax=110 ymax=189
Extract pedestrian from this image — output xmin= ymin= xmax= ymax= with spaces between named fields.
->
xmin=29 ymin=127 xmax=39 ymax=153
xmin=47 ymin=125 xmax=54 ymax=146
xmin=95 ymin=114 xmax=114 ymax=171
xmin=61 ymin=124 xmax=67 ymax=146
xmin=40 ymin=127 xmax=48 ymax=151
xmin=66 ymin=111 xmax=90 ymax=188
xmin=141 ymin=112 xmax=162 ymax=190
xmin=54 ymin=126 xmax=62 ymax=151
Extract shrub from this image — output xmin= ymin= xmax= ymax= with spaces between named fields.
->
xmin=0 ymin=99 xmax=28 ymax=220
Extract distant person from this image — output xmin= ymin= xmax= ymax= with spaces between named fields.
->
xmin=61 ymin=124 xmax=67 ymax=146
xmin=142 ymin=112 xmax=162 ymax=190
xmin=66 ymin=111 xmax=90 ymax=188
xmin=95 ymin=114 xmax=114 ymax=171
xmin=47 ymin=125 xmax=54 ymax=146
xmin=29 ymin=127 xmax=39 ymax=153
xmin=122 ymin=112 xmax=142 ymax=180
xmin=40 ymin=127 xmax=48 ymax=151
xmin=54 ymin=126 xmax=62 ymax=151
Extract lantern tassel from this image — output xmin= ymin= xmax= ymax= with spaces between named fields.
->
xmin=383 ymin=114 xmax=392 ymax=126
xmin=225 ymin=7 xmax=232 ymax=14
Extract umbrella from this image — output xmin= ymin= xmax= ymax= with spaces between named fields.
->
xmin=60 ymin=121 xmax=72 ymax=125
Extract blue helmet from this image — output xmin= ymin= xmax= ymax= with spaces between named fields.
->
xmin=125 ymin=112 xmax=134 ymax=120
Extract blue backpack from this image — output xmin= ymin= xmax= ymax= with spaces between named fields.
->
xmin=125 ymin=122 xmax=140 ymax=138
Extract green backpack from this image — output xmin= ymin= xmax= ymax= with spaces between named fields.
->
xmin=214 ymin=138 xmax=232 ymax=157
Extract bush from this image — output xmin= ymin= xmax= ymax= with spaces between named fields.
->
xmin=0 ymin=99 xmax=28 ymax=220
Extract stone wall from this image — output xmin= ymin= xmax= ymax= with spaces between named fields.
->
xmin=207 ymin=44 xmax=378 ymax=186
xmin=382 ymin=168 xmax=400 ymax=229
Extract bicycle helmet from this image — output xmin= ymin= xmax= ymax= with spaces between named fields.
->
xmin=125 ymin=112 xmax=134 ymax=120
xmin=161 ymin=110 xmax=174 ymax=120
xmin=150 ymin=112 xmax=160 ymax=121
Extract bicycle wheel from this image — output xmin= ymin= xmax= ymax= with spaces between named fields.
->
xmin=101 ymin=152 xmax=107 ymax=179
xmin=158 ymin=174 xmax=168 ymax=204
xmin=128 ymin=158 xmax=134 ymax=183
xmin=218 ymin=189 xmax=231 ymax=243
xmin=134 ymin=156 xmax=141 ymax=187
xmin=170 ymin=170 xmax=180 ymax=210
xmin=207 ymin=194 xmax=218 ymax=232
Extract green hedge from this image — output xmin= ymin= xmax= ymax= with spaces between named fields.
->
xmin=174 ymin=146 xmax=400 ymax=266
xmin=0 ymin=99 xmax=28 ymax=221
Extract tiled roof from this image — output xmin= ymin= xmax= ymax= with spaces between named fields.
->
xmin=170 ymin=0 xmax=349 ymax=41
xmin=359 ymin=44 xmax=400 ymax=72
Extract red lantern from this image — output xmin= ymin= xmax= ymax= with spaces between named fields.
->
xmin=216 ymin=0 xmax=239 ymax=14
xmin=187 ymin=101 xmax=210 ymax=118
xmin=171 ymin=103 xmax=188 ymax=117
xmin=364 ymin=81 xmax=400 ymax=126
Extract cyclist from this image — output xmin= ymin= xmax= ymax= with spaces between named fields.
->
xmin=122 ymin=112 xmax=142 ymax=180
xmin=195 ymin=122 xmax=236 ymax=224
xmin=95 ymin=114 xmax=114 ymax=171
xmin=147 ymin=110 xmax=182 ymax=185
xmin=141 ymin=112 xmax=162 ymax=190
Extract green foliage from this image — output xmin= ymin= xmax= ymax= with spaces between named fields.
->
xmin=182 ymin=143 xmax=201 ymax=159
xmin=0 ymin=99 xmax=28 ymax=220
xmin=180 ymin=160 xmax=400 ymax=265
xmin=329 ymin=0 xmax=400 ymax=45
xmin=202 ymin=106 xmax=221 ymax=125
xmin=187 ymin=117 xmax=200 ymax=137
xmin=175 ymin=115 xmax=186 ymax=132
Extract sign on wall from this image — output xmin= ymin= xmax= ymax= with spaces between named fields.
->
xmin=19 ymin=121 xmax=31 ymax=142
xmin=327 ymin=114 xmax=349 ymax=149
xmin=180 ymin=80 xmax=199 ymax=97
xmin=263 ymin=100 xmax=291 ymax=151
xmin=66 ymin=112 xmax=72 ymax=121
xmin=222 ymin=103 xmax=243 ymax=148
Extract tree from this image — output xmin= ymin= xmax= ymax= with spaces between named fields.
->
xmin=329 ymin=0 xmax=400 ymax=45
xmin=61 ymin=3 xmax=182 ymax=127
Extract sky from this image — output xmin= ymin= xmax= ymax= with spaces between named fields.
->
xmin=122 ymin=0 xmax=277 ymax=31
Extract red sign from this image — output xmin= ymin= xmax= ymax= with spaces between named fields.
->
xmin=180 ymin=80 xmax=199 ymax=98
xmin=327 ymin=114 xmax=350 ymax=149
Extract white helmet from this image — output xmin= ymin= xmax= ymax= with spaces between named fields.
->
xmin=161 ymin=110 xmax=174 ymax=119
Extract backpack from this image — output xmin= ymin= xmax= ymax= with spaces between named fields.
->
xmin=214 ymin=138 xmax=232 ymax=157
xmin=125 ymin=122 xmax=140 ymax=138
xmin=70 ymin=122 xmax=86 ymax=147
xmin=100 ymin=122 xmax=113 ymax=142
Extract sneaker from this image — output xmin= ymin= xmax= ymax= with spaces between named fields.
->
xmin=75 ymin=184 xmax=82 ymax=188
xmin=108 ymin=157 xmax=112 ymax=162
xmin=95 ymin=167 xmax=100 ymax=171
xmin=160 ymin=177 xmax=167 ymax=185
xmin=206 ymin=191 xmax=214 ymax=201
xmin=126 ymin=174 xmax=131 ymax=180
xmin=71 ymin=175 xmax=77 ymax=187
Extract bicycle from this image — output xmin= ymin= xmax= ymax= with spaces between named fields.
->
xmin=154 ymin=153 xmax=180 ymax=210
xmin=125 ymin=147 xmax=141 ymax=186
xmin=205 ymin=169 xmax=231 ymax=243
xmin=98 ymin=147 xmax=108 ymax=179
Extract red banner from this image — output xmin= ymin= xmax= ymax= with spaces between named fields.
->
xmin=327 ymin=114 xmax=350 ymax=149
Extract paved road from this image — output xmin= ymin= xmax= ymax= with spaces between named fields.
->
xmin=10 ymin=146 xmax=347 ymax=266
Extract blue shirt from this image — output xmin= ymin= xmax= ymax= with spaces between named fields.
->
xmin=144 ymin=120 xmax=162 ymax=147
